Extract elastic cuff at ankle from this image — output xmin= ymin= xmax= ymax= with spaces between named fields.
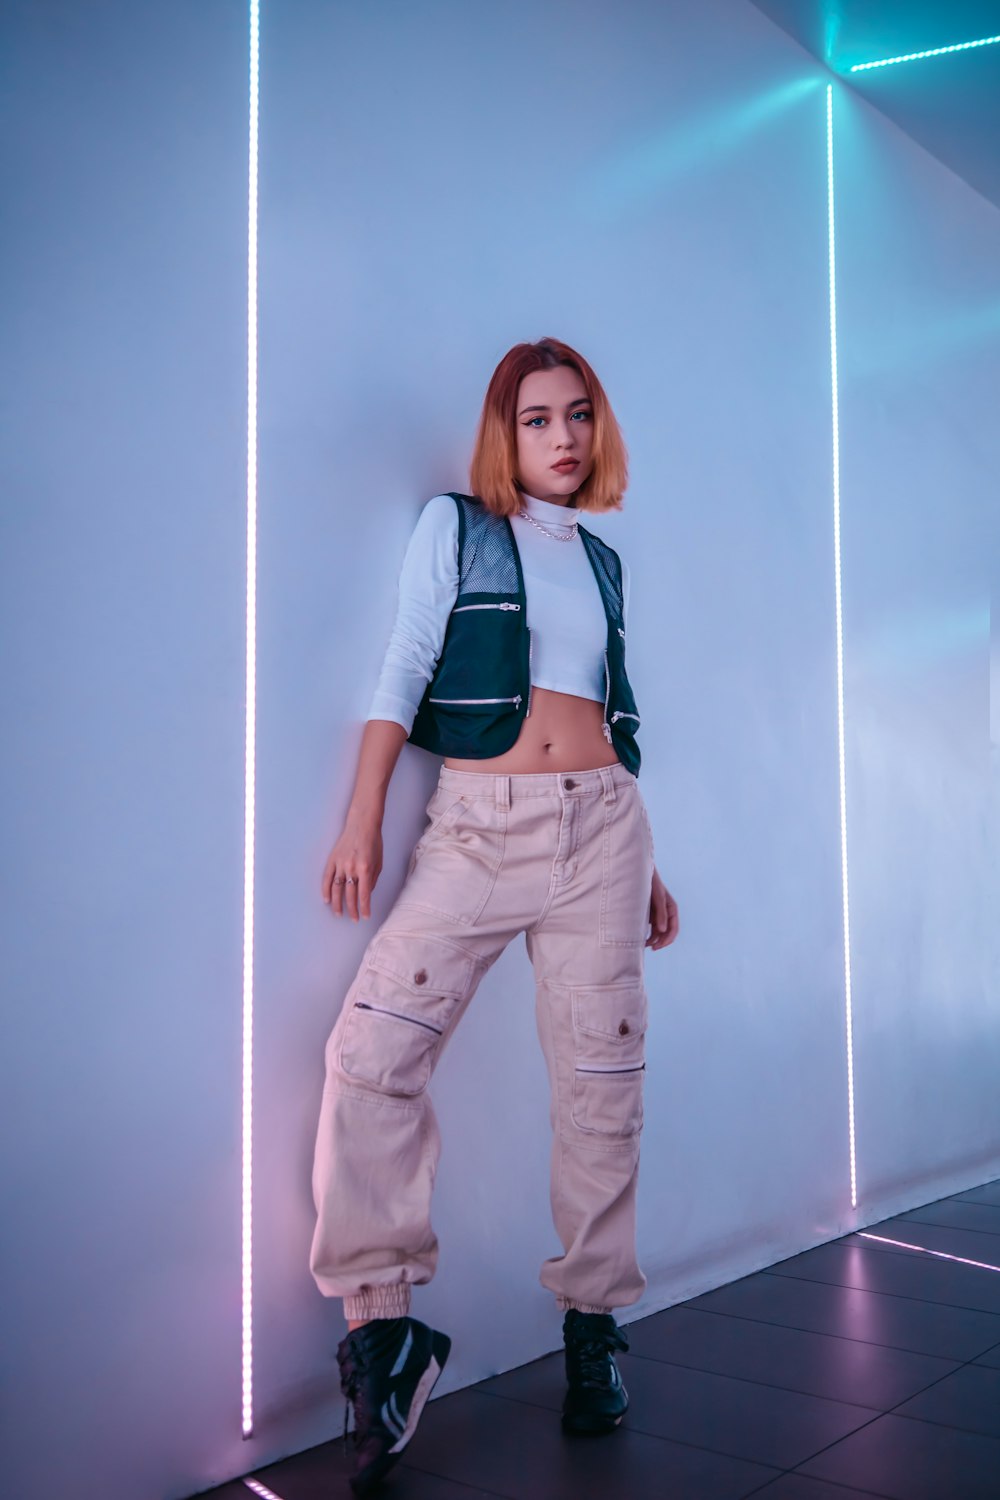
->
xmin=557 ymin=1297 xmax=612 ymax=1315
xmin=344 ymin=1283 xmax=412 ymax=1321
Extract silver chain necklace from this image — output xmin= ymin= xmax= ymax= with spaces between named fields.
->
xmin=517 ymin=506 xmax=578 ymax=543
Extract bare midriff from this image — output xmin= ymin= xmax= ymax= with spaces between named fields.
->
xmin=443 ymin=687 xmax=621 ymax=775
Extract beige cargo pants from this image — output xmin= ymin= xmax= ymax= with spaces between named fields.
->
xmin=309 ymin=762 xmax=655 ymax=1321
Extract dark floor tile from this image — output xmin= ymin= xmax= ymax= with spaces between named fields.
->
xmin=866 ymin=1217 xmax=1000 ymax=1266
xmin=897 ymin=1199 xmax=1000 ymax=1237
xmin=624 ymin=1305 xmax=957 ymax=1410
xmin=745 ymin=1477 xmax=886 ymax=1499
xmin=893 ymin=1362 xmax=1000 ymax=1440
xmin=232 ymin=1437 xmax=500 ymax=1500
xmin=406 ymin=1385 xmax=779 ymax=1500
xmin=480 ymin=1347 xmax=878 ymax=1470
xmin=953 ymin=1180 xmax=1000 ymax=1207
xmin=242 ymin=1436 xmax=352 ymax=1497
xmin=686 ymin=1268 xmax=1000 ymax=1360
xmin=768 ymin=1238 xmax=1000 ymax=1315
xmin=192 ymin=1484 xmax=259 ymax=1499
xmin=799 ymin=1413 xmax=1000 ymax=1499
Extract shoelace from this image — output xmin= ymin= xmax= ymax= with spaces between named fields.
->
xmin=567 ymin=1327 xmax=629 ymax=1387
xmin=339 ymin=1344 xmax=369 ymax=1446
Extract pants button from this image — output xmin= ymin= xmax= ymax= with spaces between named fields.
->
xmin=618 ymin=1021 xmax=630 ymax=1035
xmin=563 ymin=778 xmax=578 ymax=790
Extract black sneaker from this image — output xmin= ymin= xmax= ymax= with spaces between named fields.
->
xmin=337 ymin=1316 xmax=451 ymax=1495
xmin=561 ymin=1309 xmax=629 ymax=1434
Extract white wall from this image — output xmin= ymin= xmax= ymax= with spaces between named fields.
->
xmin=1 ymin=2 xmax=997 ymax=1497
xmin=0 ymin=4 xmax=249 ymax=1498
xmin=833 ymin=94 xmax=1000 ymax=1208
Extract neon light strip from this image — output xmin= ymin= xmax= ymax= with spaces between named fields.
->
xmin=859 ymin=1232 xmax=1000 ymax=1273
xmin=851 ymin=34 xmax=1000 ymax=72
xmin=826 ymin=86 xmax=858 ymax=1211
xmin=243 ymin=1480 xmax=286 ymax=1500
xmin=242 ymin=0 xmax=260 ymax=1444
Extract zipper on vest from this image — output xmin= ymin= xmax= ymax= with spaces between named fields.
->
xmin=355 ymin=1002 xmax=443 ymax=1035
xmin=452 ymin=602 xmax=521 ymax=614
xmin=428 ymin=694 xmax=523 ymax=707
xmin=525 ymin=627 xmax=534 ymax=718
xmin=602 ymin=649 xmax=613 ymax=743
xmin=610 ymin=711 xmax=640 ymax=726
xmin=618 ymin=626 xmax=626 ymax=640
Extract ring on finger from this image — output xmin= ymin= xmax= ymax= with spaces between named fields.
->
xmin=333 ymin=876 xmax=346 ymax=885
xmin=344 ymin=875 xmax=357 ymax=885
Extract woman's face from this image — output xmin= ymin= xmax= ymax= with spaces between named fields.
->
xmin=514 ymin=365 xmax=594 ymax=505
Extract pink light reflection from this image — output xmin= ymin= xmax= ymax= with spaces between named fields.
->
xmin=858 ymin=1231 xmax=1000 ymax=1273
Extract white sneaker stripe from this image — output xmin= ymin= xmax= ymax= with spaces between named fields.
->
xmin=388 ymin=1356 xmax=441 ymax=1455
xmin=380 ymin=1398 xmax=405 ymax=1440
xmin=389 ymin=1325 xmax=413 ymax=1379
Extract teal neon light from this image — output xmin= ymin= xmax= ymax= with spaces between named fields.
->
xmin=851 ymin=34 xmax=1000 ymax=72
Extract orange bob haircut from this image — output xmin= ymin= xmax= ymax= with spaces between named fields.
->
xmin=469 ymin=336 xmax=629 ymax=516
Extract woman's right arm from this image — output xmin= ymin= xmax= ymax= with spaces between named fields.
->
xmin=321 ymin=719 xmax=408 ymax=921
xmin=321 ymin=495 xmax=460 ymax=922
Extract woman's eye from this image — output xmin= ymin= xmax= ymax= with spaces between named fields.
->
xmin=570 ymin=409 xmax=590 ymax=421
xmin=526 ymin=417 xmax=546 ymax=428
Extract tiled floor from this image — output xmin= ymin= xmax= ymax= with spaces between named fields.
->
xmin=199 ymin=1179 xmax=1000 ymax=1500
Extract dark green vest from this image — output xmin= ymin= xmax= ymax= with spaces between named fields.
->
xmin=409 ymin=494 xmax=641 ymax=775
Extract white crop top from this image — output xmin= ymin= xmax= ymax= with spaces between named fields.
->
xmin=368 ymin=492 xmax=631 ymax=733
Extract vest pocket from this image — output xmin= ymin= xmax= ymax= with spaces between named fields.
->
xmin=428 ymin=695 xmax=523 ymax=706
xmin=570 ymin=982 xmax=648 ymax=1138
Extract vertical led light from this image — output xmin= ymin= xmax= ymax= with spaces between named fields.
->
xmin=243 ymin=0 xmax=260 ymax=1443
xmin=827 ymin=85 xmax=858 ymax=1210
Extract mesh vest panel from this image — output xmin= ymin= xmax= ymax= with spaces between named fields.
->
xmin=455 ymin=496 xmax=520 ymax=597
xmin=579 ymin=527 xmax=624 ymax=620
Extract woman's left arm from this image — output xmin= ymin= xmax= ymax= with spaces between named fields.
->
xmin=624 ymin=564 xmax=677 ymax=951
xmin=647 ymin=868 xmax=679 ymax=950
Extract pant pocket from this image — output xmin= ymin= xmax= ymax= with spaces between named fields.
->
xmin=338 ymin=932 xmax=479 ymax=1096
xmin=570 ymin=982 xmax=648 ymax=1137
xmin=399 ymin=795 xmax=506 ymax=925
xmin=599 ymin=785 xmax=654 ymax=948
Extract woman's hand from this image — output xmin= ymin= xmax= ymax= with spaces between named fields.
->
xmin=647 ymin=867 xmax=679 ymax=951
xmin=321 ymin=812 xmax=384 ymax=922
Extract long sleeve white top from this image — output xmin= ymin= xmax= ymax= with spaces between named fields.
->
xmin=368 ymin=492 xmax=631 ymax=733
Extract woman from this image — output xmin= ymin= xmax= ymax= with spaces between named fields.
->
xmin=310 ymin=336 xmax=679 ymax=1496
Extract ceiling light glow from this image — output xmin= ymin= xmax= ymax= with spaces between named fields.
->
xmin=850 ymin=34 xmax=1000 ymax=72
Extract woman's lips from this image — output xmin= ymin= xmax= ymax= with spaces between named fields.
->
xmin=551 ymin=460 xmax=579 ymax=472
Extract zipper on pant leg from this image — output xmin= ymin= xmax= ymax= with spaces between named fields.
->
xmin=355 ymin=1002 xmax=444 ymax=1035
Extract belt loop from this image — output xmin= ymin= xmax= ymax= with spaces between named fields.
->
xmin=496 ymin=774 xmax=510 ymax=810
xmin=599 ymin=766 xmax=616 ymax=804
